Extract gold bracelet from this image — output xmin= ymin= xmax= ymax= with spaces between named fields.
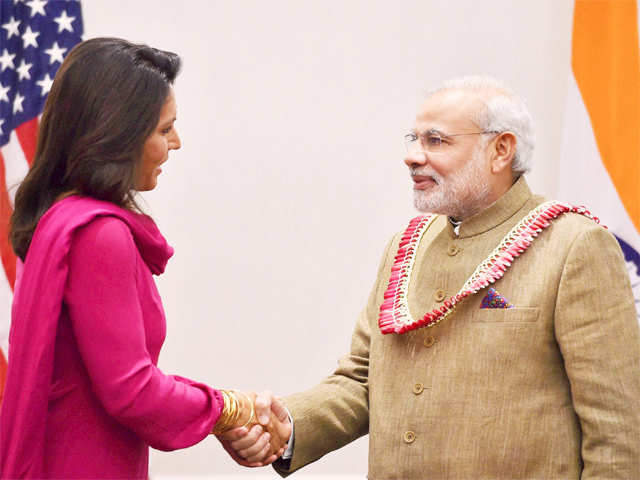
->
xmin=233 ymin=390 xmax=256 ymax=429
xmin=212 ymin=389 xmax=239 ymax=434
xmin=212 ymin=389 xmax=255 ymax=434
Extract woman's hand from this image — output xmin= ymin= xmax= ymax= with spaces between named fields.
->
xmin=216 ymin=390 xmax=292 ymax=467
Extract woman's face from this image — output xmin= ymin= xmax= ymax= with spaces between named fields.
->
xmin=136 ymin=88 xmax=181 ymax=191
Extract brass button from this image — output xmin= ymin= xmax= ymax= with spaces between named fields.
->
xmin=413 ymin=383 xmax=424 ymax=394
xmin=447 ymin=244 xmax=460 ymax=256
xmin=434 ymin=289 xmax=446 ymax=302
xmin=403 ymin=431 xmax=416 ymax=443
xmin=423 ymin=335 xmax=436 ymax=348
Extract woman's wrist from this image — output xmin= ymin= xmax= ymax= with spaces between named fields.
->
xmin=211 ymin=390 xmax=256 ymax=434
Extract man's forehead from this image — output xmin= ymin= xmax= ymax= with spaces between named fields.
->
xmin=414 ymin=89 xmax=483 ymax=131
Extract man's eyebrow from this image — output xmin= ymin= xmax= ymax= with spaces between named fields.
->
xmin=418 ymin=128 xmax=446 ymax=136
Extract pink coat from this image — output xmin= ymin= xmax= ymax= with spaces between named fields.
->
xmin=0 ymin=197 xmax=223 ymax=478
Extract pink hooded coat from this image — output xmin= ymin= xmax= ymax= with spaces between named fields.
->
xmin=0 ymin=197 xmax=223 ymax=478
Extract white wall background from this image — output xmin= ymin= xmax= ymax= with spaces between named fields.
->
xmin=83 ymin=0 xmax=574 ymax=477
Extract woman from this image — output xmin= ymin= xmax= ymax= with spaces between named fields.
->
xmin=0 ymin=38 xmax=287 ymax=478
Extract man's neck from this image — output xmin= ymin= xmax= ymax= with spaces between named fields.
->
xmin=448 ymin=217 xmax=462 ymax=236
xmin=449 ymin=175 xmax=519 ymax=223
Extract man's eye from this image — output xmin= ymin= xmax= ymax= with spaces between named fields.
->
xmin=405 ymin=133 xmax=418 ymax=142
xmin=425 ymin=134 xmax=442 ymax=146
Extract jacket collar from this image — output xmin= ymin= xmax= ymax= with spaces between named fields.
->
xmin=449 ymin=175 xmax=533 ymax=239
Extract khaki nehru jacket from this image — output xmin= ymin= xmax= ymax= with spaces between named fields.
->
xmin=275 ymin=177 xmax=640 ymax=479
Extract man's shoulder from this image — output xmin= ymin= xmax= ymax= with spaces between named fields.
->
xmin=527 ymin=195 xmax=614 ymax=247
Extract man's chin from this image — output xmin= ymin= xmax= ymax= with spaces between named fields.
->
xmin=413 ymin=196 xmax=448 ymax=215
xmin=414 ymin=199 xmax=464 ymax=219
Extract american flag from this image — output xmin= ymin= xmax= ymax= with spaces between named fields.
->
xmin=0 ymin=0 xmax=83 ymax=403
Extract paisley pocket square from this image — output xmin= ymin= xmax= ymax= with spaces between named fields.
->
xmin=480 ymin=288 xmax=514 ymax=309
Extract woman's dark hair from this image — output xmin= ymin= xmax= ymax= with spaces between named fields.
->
xmin=10 ymin=37 xmax=181 ymax=260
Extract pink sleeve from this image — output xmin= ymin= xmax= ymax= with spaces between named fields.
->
xmin=64 ymin=217 xmax=223 ymax=451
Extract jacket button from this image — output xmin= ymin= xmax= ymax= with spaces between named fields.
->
xmin=447 ymin=244 xmax=460 ymax=256
xmin=434 ymin=289 xmax=446 ymax=302
xmin=423 ymin=335 xmax=436 ymax=348
xmin=413 ymin=383 xmax=424 ymax=394
xmin=403 ymin=431 xmax=416 ymax=443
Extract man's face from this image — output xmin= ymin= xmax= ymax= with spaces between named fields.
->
xmin=404 ymin=90 xmax=493 ymax=220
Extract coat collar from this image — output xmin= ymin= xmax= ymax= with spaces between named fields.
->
xmin=449 ymin=175 xmax=533 ymax=239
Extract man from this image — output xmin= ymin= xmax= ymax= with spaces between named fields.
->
xmin=221 ymin=76 xmax=640 ymax=478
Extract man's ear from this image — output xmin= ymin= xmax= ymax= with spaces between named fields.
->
xmin=490 ymin=132 xmax=517 ymax=174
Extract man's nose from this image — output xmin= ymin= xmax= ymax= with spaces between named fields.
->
xmin=404 ymin=149 xmax=427 ymax=168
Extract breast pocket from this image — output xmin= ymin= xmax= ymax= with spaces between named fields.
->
xmin=472 ymin=307 xmax=539 ymax=323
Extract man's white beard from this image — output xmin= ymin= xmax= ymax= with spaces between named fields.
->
xmin=412 ymin=146 xmax=492 ymax=220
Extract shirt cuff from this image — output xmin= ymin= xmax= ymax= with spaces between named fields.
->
xmin=282 ymin=409 xmax=294 ymax=459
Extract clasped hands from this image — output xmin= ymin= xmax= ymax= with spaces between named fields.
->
xmin=214 ymin=390 xmax=291 ymax=467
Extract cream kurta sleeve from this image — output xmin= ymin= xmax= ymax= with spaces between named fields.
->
xmin=274 ymin=236 xmax=397 ymax=477
xmin=554 ymin=225 xmax=640 ymax=479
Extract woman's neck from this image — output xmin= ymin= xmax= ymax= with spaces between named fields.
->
xmin=54 ymin=190 xmax=78 ymax=203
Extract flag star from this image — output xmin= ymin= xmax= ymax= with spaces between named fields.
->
xmin=36 ymin=73 xmax=54 ymax=96
xmin=44 ymin=42 xmax=67 ymax=65
xmin=0 ymin=83 xmax=9 ymax=103
xmin=0 ymin=119 xmax=4 ymax=135
xmin=26 ymin=0 xmax=48 ymax=17
xmin=22 ymin=26 xmax=40 ymax=49
xmin=13 ymin=92 xmax=25 ymax=114
xmin=16 ymin=60 xmax=32 ymax=80
xmin=54 ymin=10 xmax=75 ymax=33
xmin=1 ymin=16 xmax=21 ymax=39
xmin=0 ymin=49 xmax=16 ymax=71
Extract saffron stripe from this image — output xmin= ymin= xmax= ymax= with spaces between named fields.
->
xmin=572 ymin=0 xmax=640 ymax=232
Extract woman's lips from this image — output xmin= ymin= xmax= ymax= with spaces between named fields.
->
xmin=156 ymin=159 xmax=167 ymax=174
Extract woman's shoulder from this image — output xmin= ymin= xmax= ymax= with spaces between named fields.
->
xmin=36 ymin=195 xmax=171 ymax=275
xmin=65 ymin=215 xmax=140 ymax=279
xmin=35 ymin=196 xmax=130 ymax=239
xmin=26 ymin=197 xmax=134 ymax=262
xmin=72 ymin=215 xmax=136 ymax=256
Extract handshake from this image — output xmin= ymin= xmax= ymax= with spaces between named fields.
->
xmin=212 ymin=390 xmax=292 ymax=467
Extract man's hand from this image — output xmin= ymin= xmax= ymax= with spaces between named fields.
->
xmin=217 ymin=390 xmax=292 ymax=467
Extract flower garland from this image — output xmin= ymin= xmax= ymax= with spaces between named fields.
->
xmin=378 ymin=201 xmax=601 ymax=335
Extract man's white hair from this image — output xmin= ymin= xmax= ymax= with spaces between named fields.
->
xmin=427 ymin=75 xmax=535 ymax=175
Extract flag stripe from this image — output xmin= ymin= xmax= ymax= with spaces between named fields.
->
xmin=15 ymin=118 xmax=39 ymax=166
xmin=572 ymin=0 xmax=640 ymax=231
xmin=1 ymin=133 xmax=30 ymax=206
xmin=0 ymin=151 xmax=16 ymax=290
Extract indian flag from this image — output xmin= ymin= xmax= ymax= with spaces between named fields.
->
xmin=559 ymin=0 xmax=640 ymax=320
